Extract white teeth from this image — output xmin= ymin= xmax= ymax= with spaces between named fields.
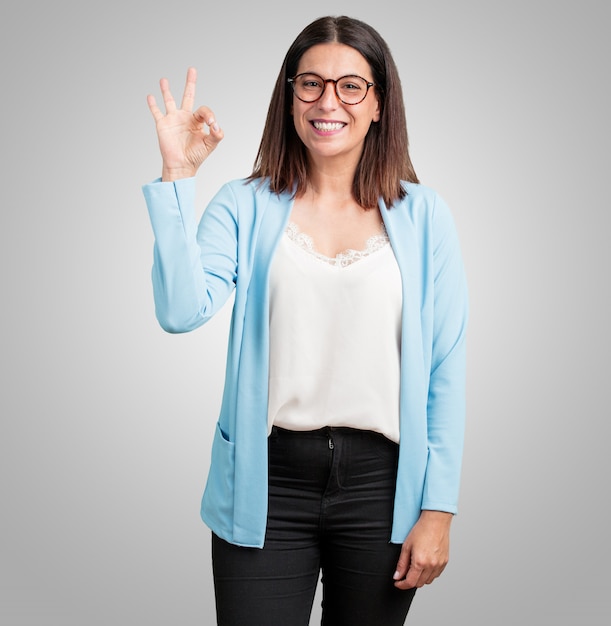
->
xmin=313 ymin=121 xmax=345 ymax=131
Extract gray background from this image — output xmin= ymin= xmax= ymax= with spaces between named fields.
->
xmin=1 ymin=0 xmax=609 ymax=624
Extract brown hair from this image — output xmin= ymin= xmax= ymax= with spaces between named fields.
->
xmin=248 ymin=15 xmax=419 ymax=209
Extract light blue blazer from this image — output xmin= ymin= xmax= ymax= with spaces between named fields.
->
xmin=143 ymin=176 xmax=468 ymax=548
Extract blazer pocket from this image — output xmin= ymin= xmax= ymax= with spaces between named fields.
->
xmin=201 ymin=422 xmax=236 ymax=531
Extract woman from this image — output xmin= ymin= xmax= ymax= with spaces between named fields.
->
xmin=143 ymin=15 xmax=468 ymax=626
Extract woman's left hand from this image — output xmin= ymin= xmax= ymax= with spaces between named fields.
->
xmin=393 ymin=510 xmax=453 ymax=589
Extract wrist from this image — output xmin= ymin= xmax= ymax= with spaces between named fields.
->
xmin=419 ymin=510 xmax=453 ymax=526
xmin=161 ymin=166 xmax=197 ymax=182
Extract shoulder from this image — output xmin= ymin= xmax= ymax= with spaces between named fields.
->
xmin=210 ymin=177 xmax=290 ymax=211
xmin=399 ymin=181 xmax=446 ymax=211
xmin=384 ymin=183 xmax=459 ymax=249
xmin=387 ymin=181 xmax=451 ymax=222
xmin=216 ymin=177 xmax=274 ymax=199
xmin=202 ymin=177 xmax=292 ymax=239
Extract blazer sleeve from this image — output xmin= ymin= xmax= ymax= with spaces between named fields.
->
xmin=142 ymin=178 xmax=238 ymax=333
xmin=421 ymin=193 xmax=469 ymax=512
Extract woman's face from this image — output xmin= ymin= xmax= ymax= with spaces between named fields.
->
xmin=291 ymin=42 xmax=380 ymax=168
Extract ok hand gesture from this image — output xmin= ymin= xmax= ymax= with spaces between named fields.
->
xmin=147 ymin=67 xmax=224 ymax=182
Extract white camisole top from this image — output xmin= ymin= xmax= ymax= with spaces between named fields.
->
xmin=267 ymin=221 xmax=403 ymax=442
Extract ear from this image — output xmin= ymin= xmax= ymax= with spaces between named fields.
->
xmin=372 ymin=95 xmax=381 ymax=123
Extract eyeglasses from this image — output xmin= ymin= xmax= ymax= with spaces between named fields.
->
xmin=287 ymin=73 xmax=375 ymax=105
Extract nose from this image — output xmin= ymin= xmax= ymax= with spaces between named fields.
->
xmin=317 ymin=81 xmax=339 ymax=109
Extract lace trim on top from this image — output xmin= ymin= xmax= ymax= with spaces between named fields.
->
xmin=285 ymin=221 xmax=390 ymax=268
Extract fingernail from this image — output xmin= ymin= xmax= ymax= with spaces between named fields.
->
xmin=393 ymin=571 xmax=401 ymax=580
xmin=212 ymin=123 xmax=219 ymax=132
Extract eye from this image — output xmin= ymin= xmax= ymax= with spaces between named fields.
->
xmin=299 ymin=75 xmax=323 ymax=90
xmin=338 ymin=76 xmax=366 ymax=92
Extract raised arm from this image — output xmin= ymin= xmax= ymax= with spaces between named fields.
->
xmin=143 ymin=69 xmax=236 ymax=333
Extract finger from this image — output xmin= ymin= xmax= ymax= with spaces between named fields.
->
xmin=193 ymin=106 xmax=223 ymax=141
xmin=180 ymin=67 xmax=197 ymax=111
xmin=146 ymin=94 xmax=164 ymax=122
xmin=424 ymin=562 xmax=446 ymax=585
xmin=159 ymin=77 xmax=177 ymax=112
xmin=192 ymin=105 xmax=217 ymax=127
xmin=401 ymin=563 xmax=425 ymax=589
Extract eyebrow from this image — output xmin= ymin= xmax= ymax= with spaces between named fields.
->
xmin=298 ymin=72 xmax=372 ymax=80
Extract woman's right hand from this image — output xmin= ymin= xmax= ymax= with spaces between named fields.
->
xmin=147 ymin=67 xmax=224 ymax=181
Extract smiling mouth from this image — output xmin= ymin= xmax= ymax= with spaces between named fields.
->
xmin=311 ymin=121 xmax=346 ymax=131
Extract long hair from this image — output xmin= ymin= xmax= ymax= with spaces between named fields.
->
xmin=248 ymin=15 xmax=419 ymax=209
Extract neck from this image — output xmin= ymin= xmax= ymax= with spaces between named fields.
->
xmin=305 ymin=162 xmax=356 ymax=201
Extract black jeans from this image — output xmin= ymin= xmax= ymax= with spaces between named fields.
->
xmin=212 ymin=426 xmax=416 ymax=625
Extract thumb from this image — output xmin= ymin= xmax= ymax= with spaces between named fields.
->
xmin=206 ymin=120 xmax=224 ymax=146
xmin=393 ymin=542 xmax=411 ymax=581
xmin=193 ymin=106 xmax=223 ymax=140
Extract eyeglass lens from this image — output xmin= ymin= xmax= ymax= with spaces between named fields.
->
xmin=292 ymin=74 xmax=370 ymax=104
